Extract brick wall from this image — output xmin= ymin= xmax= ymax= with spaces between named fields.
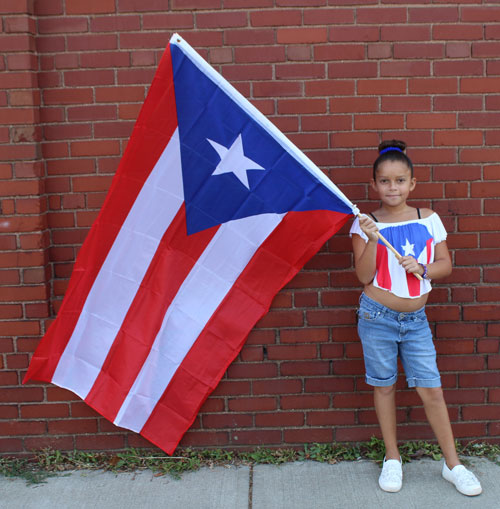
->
xmin=1 ymin=0 xmax=499 ymax=454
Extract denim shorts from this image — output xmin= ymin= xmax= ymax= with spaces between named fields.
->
xmin=357 ymin=293 xmax=441 ymax=388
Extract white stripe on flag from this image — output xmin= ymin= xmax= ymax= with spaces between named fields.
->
xmin=52 ymin=129 xmax=184 ymax=398
xmin=114 ymin=212 xmax=284 ymax=432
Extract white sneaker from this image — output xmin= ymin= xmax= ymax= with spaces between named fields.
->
xmin=378 ymin=457 xmax=402 ymax=493
xmin=442 ymin=462 xmax=482 ymax=496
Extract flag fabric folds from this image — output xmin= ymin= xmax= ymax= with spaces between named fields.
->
xmin=24 ymin=34 xmax=359 ymax=454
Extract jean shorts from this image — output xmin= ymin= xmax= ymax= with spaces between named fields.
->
xmin=357 ymin=293 xmax=441 ymax=388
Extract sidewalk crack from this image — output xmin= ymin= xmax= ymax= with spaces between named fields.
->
xmin=248 ymin=464 xmax=254 ymax=509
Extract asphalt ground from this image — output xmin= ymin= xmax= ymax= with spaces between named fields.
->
xmin=1 ymin=457 xmax=498 ymax=509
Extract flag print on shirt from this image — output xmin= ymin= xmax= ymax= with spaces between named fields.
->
xmin=375 ymin=222 xmax=434 ymax=298
xmin=24 ymin=34 xmax=358 ymax=454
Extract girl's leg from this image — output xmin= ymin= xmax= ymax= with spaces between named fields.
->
xmin=415 ymin=386 xmax=460 ymax=468
xmin=374 ymin=384 xmax=399 ymax=459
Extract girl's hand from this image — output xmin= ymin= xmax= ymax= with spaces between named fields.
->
xmin=358 ymin=215 xmax=379 ymax=243
xmin=399 ymin=256 xmax=423 ymax=275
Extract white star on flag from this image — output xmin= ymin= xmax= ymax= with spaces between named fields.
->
xmin=208 ymin=134 xmax=265 ymax=189
xmin=402 ymin=238 xmax=415 ymax=256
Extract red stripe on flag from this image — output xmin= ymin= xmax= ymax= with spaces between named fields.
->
xmin=85 ymin=206 xmax=220 ymax=420
xmin=24 ymin=45 xmax=178 ymax=384
xmin=139 ymin=209 xmax=351 ymax=454
xmin=426 ymin=238 xmax=433 ymax=264
xmin=406 ymin=270 xmax=421 ymax=297
xmin=375 ymin=244 xmax=391 ymax=291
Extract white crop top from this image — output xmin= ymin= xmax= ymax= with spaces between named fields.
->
xmin=350 ymin=213 xmax=448 ymax=299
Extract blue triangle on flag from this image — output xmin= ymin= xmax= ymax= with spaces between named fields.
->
xmin=171 ymin=45 xmax=352 ymax=235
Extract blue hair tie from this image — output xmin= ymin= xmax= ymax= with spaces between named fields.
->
xmin=379 ymin=147 xmax=403 ymax=155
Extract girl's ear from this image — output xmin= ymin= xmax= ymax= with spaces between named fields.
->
xmin=409 ymin=177 xmax=417 ymax=191
xmin=370 ymin=178 xmax=378 ymax=193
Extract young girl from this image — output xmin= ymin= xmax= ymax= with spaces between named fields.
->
xmin=350 ymin=140 xmax=482 ymax=496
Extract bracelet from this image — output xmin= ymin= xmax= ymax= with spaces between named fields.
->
xmin=419 ymin=263 xmax=431 ymax=280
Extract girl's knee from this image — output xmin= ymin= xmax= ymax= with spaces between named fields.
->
xmin=374 ymin=384 xmax=396 ymax=397
xmin=417 ymin=386 xmax=444 ymax=404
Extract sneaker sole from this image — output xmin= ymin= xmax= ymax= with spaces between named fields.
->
xmin=442 ymin=474 xmax=482 ymax=497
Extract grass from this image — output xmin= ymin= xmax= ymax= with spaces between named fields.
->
xmin=1 ymin=438 xmax=499 ymax=485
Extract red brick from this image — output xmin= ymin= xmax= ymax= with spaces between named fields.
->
xmin=0 ymin=421 xmax=46 ymax=435
xmin=304 ymin=7 xmax=353 ymax=25
xmin=230 ymin=429 xmax=281 ymax=446
xmin=281 ymin=394 xmax=330 ymax=410
xmin=64 ymin=69 xmax=115 ymax=86
xmin=48 ymin=419 xmax=98 ymax=434
xmin=228 ymin=397 xmax=276 ymax=412
xmin=330 ymin=97 xmax=377 ymax=113
xmin=66 ymin=0 xmax=116 ymax=14
xmin=329 ymin=61 xmax=377 ymax=79
xmin=256 ymin=411 xmax=304 ymax=427
xmin=280 ymin=328 xmax=329 ymax=344
xmin=20 ymin=403 xmax=70 ymax=418
xmin=203 ymin=414 xmax=253 ymax=429
xmin=250 ymin=9 xmax=301 ymax=26
xmin=381 ymin=25 xmax=430 ymax=42
xmin=461 ymin=6 xmax=500 ymax=22
xmin=409 ymin=6 xmax=459 ymax=23
xmin=407 ymin=113 xmax=456 ymax=129
xmin=381 ymin=96 xmax=431 ymax=112
xmin=394 ymin=43 xmax=444 ymax=59
xmin=277 ymin=28 xmax=327 ymax=44
xmin=196 ymin=11 xmax=247 ymax=28
xmin=435 ymin=60 xmax=483 ymax=77
xmin=253 ymin=379 xmax=302 ymax=395
xmin=435 ymin=130 xmax=482 ymax=146
xmin=329 ymin=26 xmax=379 ymax=42
xmin=255 ymin=310 xmax=303 ymax=328
xmin=459 ymin=216 xmax=500 ymax=232
xmin=276 ymin=63 xmax=325 ymax=80
xmin=281 ymin=361 xmax=330 ymax=376
xmin=433 ymin=25 xmax=483 ymax=41
xmin=438 ymin=356 xmax=484 ymax=372
xmin=76 ymin=434 xmax=126 ymax=450
xmin=38 ymin=17 xmax=88 ymax=34
xmin=235 ymin=46 xmax=285 ymax=64
xmin=356 ymin=7 xmax=406 ymax=24
xmin=284 ymin=428 xmax=333 ymax=444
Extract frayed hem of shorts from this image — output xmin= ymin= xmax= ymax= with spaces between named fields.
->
xmin=406 ymin=377 xmax=441 ymax=388
xmin=365 ymin=375 xmax=398 ymax=387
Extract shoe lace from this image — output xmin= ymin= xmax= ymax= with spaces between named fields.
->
xmin=455 ymin=468 xmax=479 ymax=487
xmin=381 ymin=462 xmax=401 ymax=482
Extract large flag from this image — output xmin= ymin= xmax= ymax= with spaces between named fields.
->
xmin=24 ymin=34 xmax=359 ymax=454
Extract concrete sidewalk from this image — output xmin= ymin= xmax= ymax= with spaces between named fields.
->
xmin=1 ymin=457 xmax=498 ymax=509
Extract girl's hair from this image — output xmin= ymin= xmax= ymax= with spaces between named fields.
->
xmin=373 ymin=139 xmax=414 ymax=179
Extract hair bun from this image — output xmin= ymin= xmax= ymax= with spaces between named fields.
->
xmin=378 ymin=139 xmax=407 ymax=153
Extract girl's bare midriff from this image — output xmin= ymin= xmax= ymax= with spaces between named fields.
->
xmin=363 ymin=283 xmax=429 ymax=312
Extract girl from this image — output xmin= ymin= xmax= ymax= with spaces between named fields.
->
xmin=350 ymin=140 xmax=482 ymax=496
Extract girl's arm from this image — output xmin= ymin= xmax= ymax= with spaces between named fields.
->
xmin=352 ymin=216 xmax=380 ymax=285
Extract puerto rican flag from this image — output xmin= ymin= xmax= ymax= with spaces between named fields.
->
xmin=24 ymin=34 xmax=358 ymax=454
xmin=375 ymin=223 xmax=434 ymax=298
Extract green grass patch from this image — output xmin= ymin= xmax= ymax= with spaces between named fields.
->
xmin=1 ymin=438 xmax=498 ymax=485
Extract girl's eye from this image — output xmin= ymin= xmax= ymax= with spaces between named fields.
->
xmin=398 ymin=178 xmax=406 ymax=183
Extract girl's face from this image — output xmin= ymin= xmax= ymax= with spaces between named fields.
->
xmin=371 ymin=160 xmax=416 ymax=208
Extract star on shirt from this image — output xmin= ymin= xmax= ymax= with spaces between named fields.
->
xmin=207 ymin=134 xmax=265 ymax=189
xmin=402 ymin=238 xmax=415 ymax=256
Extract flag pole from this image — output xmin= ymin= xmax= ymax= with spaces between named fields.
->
xmin=357 ymin=214 xmax=424 ymax=282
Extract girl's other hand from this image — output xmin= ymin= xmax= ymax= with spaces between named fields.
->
xmin=359 ymin=214 xmax=379 ymax=243
xmin=399 ymin=256 xmax=423 ymax=275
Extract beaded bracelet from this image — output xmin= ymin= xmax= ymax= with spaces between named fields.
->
xmin=419 ymin=263 xmax=430 ymax=280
